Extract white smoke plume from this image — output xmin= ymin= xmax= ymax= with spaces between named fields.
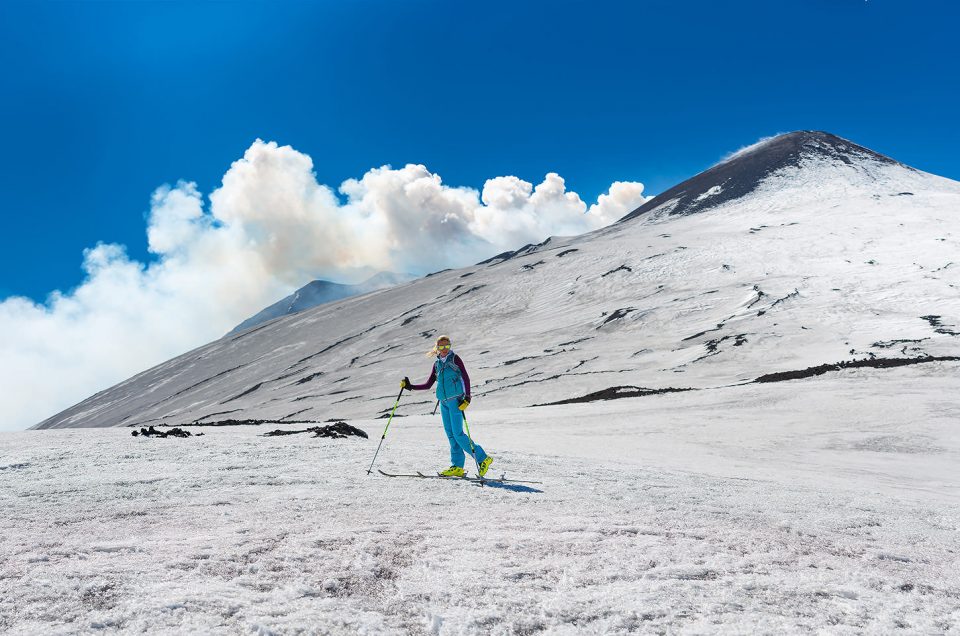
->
xmin=720 ymin=133 xmax=786 ymax=163
xmin=0 ymin=139 xmax=649 ymax=430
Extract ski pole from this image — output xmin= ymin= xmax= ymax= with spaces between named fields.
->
xmin=462 ymin=411 xmax=483 ymax=483
xmin=366 ymin=387 xmax=404 ymax=475
xmin=432 ymin=400 xmax=439 ymax=415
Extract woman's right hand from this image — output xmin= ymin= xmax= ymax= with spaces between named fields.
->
xmin=400 ymin=376 xmax=411 ymax=389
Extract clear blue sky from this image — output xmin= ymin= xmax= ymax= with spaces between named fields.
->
xmin=2 ymin=0 xmax=958 ymax=301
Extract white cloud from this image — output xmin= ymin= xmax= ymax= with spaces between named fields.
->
xmin=0 ymin=139 xmax=649 ymax=431
xmin=588 ymin=181 xmax=653 ymax=225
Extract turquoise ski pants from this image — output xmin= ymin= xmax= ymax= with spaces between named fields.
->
xmin=439 ymin=398 xmax=487 ymax=468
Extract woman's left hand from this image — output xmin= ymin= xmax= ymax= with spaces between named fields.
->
xmin=458 ymin=398 xmax=470 ymax=411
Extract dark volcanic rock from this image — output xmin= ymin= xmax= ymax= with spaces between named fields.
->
xmin=532 ymin=385 xmax=692 ymax=406
xmin=132 ymin=426 xmax=195 ymax=438
xmin=618 ymin=131 xmax=901 ymax=222
xmin=754 ymin=356 xmax=960 ymax=383
xmin=262 ymin=421 xmax=369 ymax=439
xmin=920 ymin=315 xmax=959 ymax=336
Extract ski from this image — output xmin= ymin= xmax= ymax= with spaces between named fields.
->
xmin=377 ymin=469 xmax=541 ymax=485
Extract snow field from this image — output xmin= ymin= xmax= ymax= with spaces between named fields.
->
xmin=4 ymin=371 xmax=960 ymax=634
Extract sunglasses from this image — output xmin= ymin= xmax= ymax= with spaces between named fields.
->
xmin=437 ymin=344 xmax=451 ymax=350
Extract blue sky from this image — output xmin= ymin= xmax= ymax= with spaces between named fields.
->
xmin=1 ymin=0 xmax=958 ymax=301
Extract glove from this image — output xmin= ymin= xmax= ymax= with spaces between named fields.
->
xmin=400 ymin=376 xmax=411 ymax=390
xmin=458 ymin=397 xmax=470 ymax=411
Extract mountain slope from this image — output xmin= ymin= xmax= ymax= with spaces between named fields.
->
xmin=34 ymin=131 xmax=960 ymax=429
xmin=229 ymin=272 xmax=418 ymax=335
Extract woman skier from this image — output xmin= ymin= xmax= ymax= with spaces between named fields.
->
xmin=401 ymin=335 xmax=494 ymax=478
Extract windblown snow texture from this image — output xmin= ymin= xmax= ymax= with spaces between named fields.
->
xmin=4 ymin=375 xmax=960 ymax=633
xmin=33 ymin=130 xmax=959 ymax=431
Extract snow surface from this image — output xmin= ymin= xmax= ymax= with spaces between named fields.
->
xmin=693 ymin=185 xmax=724 ymax=203
xmin=3 ymin=370 xmax=960 ymax=634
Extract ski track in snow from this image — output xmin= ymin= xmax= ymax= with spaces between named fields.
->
xmin=3 ymin=372 xmax=960 ymax=635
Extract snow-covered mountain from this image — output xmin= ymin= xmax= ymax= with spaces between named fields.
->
xmin=228 ymin=272 xmax=418 ymax=335
xmin=33 ymin=131 xmax=960 ymax=429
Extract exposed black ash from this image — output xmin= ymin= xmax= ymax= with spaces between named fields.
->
xmin=262 ymin=421 xmax=369 ymax=439
xmin=132 ymin=426 xmax=198 ymax=438
xmin=532 ymin=385 xmax=692 ymax=406
xmin=754 ymin=356 xmax=960 ymax=383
